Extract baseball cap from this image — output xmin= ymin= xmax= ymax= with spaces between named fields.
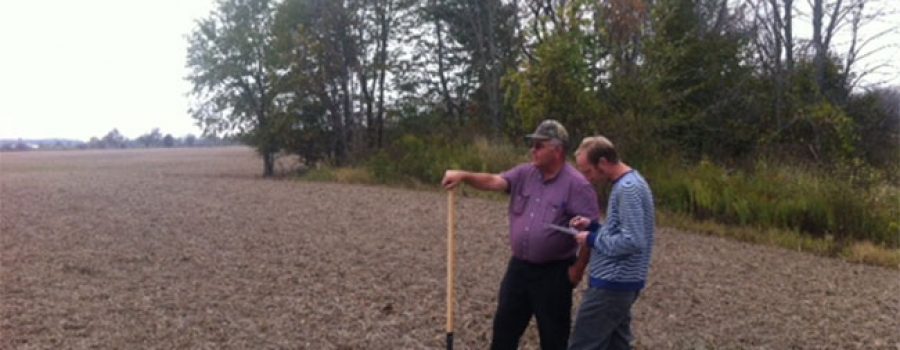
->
xmin=524 ymin=119 xmax=569 ymax=145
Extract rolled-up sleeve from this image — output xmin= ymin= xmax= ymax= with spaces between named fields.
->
xmin=501 ymin=164 xmax=527 ymax=194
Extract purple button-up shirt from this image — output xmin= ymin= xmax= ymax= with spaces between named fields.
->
xmin=501 ymin=163 xmax=600 ymax=263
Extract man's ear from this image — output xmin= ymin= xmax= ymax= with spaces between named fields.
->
xmin=598 ymin=157 xmax=611 ymax=168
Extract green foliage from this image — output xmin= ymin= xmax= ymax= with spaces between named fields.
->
xmin=187 ymin=0 xmax=279 ymax=175
xmin=791 ymin=55 xmax=853 ymax=106
xmin=504 ymin=27 xmax=606 ymax=144
xmin=644 ymin=157 xmax=899 ymax=247
xmin=845 ymin=88 xmax=900 ymax=169
xmin=271 ymin=0 xmax=358 ymax=165
xmin=301 ymin=167 xmax=337 ymax=182
xmin=424 ymin=0 xmax=521 ymax=133
xmin=644 ymin=0 xmax=758 ymax=159
xmin=368 ymin=134 xmax=526 ymax=185
xmin=760 ymin=59 xmax=861 ymax=163
xmin=755 ymin=58 xmax=877 ymax=167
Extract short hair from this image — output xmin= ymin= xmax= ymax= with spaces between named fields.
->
xmin=575 ymin=136 xmax=619 ymax=165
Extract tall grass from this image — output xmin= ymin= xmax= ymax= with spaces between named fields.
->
xmin=642 ymin=157 xmax=899 ymax=248
xmin=367 ymin=135 xmax=527 ymax=185
xmin=300 ymin=135 xmax=898 ymax=266
xmin=366 ymin=135 xmax=897 ymax=248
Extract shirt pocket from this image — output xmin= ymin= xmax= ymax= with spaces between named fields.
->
xmin=511 ymin=187 xmax=532 ymax=215
xmin=511 ymin=193 xmax=529 ymax=215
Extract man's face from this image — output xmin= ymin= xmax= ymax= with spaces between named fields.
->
xmin=530 ymin=139 xmax=559 ymax=168
xmin=576 ymin=153 xmax=606 ymax=184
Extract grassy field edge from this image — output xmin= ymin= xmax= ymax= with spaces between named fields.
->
xmin=295 ymin=166 xmax=900 ymax=270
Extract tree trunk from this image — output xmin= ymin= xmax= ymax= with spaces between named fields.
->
xmin=358 ymin=54 xmax=375 ymax=149
xmin=375 ymin=0 xmax=389 ymax=149
xmin=482 ymin=0 xmax=503 ymax=133
xmin=769 ymin=0 xmax=784 ymax=128
xmin=263 ymin=151 xmax=275 ymax=177
xmin=783 ymin=0 xmax=793 ymax=122
xmin=360 ymin=72 xmax=375 ymax=148
xmin=357 ymin=2 xmax=376 ymax=149
xmin=340 ymin=61 xmax=354 ymax=166
xmin=325 ymin=84 xmax=345 ymax=164
xmin=783 ymin=0 xmax=793 ymax=73
xmin=434 ymin=0 xmax=457 ymax=123
xmin=812 ymin=0 xmax=825 ymax=93
xmin=811 ymin=0 xmax=845 ymax=98
xmin=336 ymin=4 xmax=355 ymax=165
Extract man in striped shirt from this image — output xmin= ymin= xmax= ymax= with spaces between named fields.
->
xmin=568 ymin=136 xmax=656 ymax=350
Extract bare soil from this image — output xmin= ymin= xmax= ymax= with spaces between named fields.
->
xmin=1 ymin=147 xmax=897 ymax=349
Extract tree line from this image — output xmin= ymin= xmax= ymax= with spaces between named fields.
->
xmin=82 ymin=128 xmax=234 ymax=149
xmin=0 ymin=129 xmax=234 ymax=151
xmin=187 ymin=0 xmax=899 ymax=177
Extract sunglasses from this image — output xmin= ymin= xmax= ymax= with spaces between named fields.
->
xmin=530 ymin=140 xmax=558 ymax=150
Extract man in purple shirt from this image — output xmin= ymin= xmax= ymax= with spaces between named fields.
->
xmin=441 ymin=119 xmax=600 ymax=350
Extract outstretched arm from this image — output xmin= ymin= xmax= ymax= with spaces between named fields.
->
xmin=441 ymin=170 xmax=508 ymax=192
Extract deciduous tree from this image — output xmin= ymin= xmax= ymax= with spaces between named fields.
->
xmin=187 ymin=0 xmax=279 ymax=176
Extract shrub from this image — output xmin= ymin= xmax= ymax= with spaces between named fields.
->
xmin=644 ymin=157 xmax=898 ymax=248
xmin=367 ymin=134 xmax=526 ymax=186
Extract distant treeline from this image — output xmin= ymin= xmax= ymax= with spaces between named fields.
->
xmin=0 ymin=128 xmax=235 ymax=152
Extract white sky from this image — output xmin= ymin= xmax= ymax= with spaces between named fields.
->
xmin=0 ymin=0 xmax=217 ymax=141
xmin=0 ymin=0 xmax=897 ymax=141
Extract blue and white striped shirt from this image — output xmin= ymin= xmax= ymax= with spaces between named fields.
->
xmin=585 ymin=170 xmax=655 ymax=291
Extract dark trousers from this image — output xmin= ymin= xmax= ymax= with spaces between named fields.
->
xmin=568 ymin=288 xmax=639 ymax=350
xmin=490 ymin=257 xmax=574 ymax=350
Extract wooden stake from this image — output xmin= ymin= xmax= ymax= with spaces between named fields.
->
xmin=446 ymin=190 xmax=456 ymax=350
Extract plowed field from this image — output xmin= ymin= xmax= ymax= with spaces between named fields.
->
xmin=1 ymin=147 xmax=897 ymax=349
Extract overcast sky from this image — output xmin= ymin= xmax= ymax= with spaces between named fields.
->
xmin=0 ymin=0 xmax=897 ymax=141
xmin=0 ymin=0 xmax=216 ymax=141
